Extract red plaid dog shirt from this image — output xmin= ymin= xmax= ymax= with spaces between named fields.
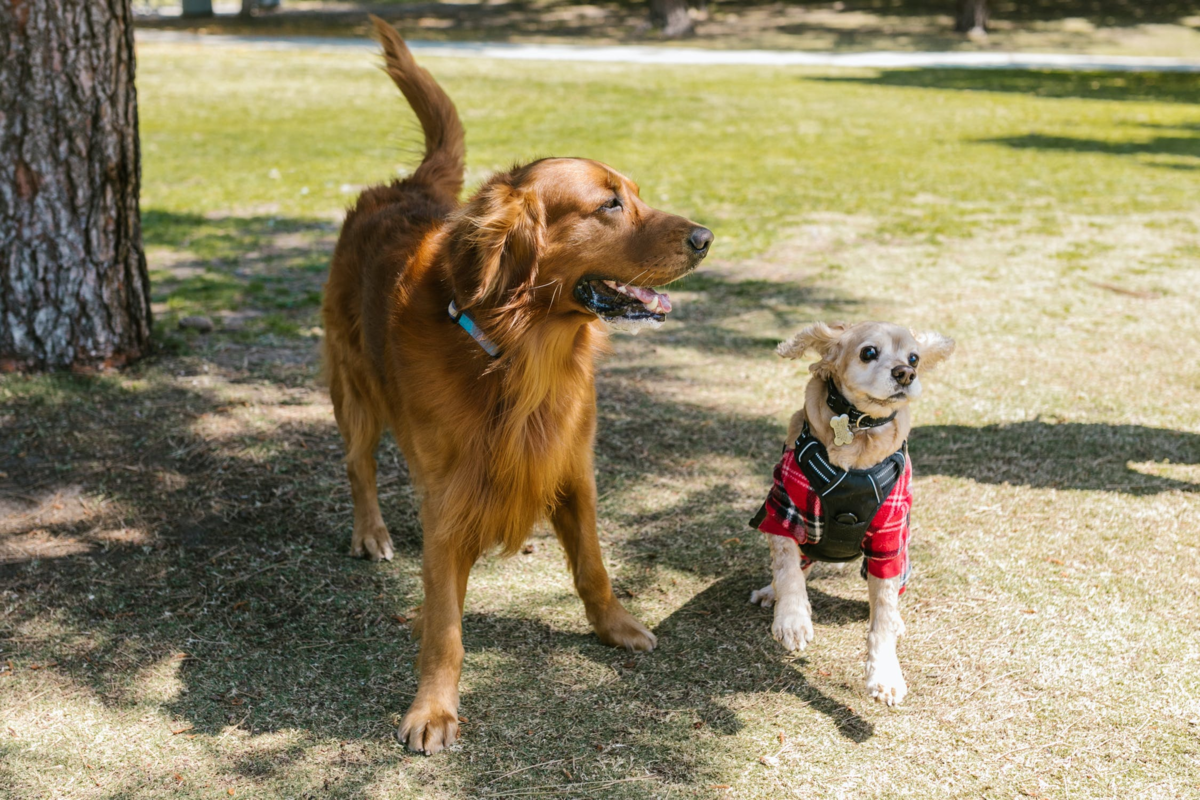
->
xmin=752 ymin=433 xmax=913 ymax=593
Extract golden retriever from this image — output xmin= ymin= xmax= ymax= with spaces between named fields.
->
xmin=748 ymin=322 xmax=954 ymax=705
xmin=321 ymin=18 xmax=712 ymax=754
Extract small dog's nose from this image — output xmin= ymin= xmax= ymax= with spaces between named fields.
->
xmin=688 ymin=227 xmax=713 ymax=254
xmin=892 ymin=365 xmax=915 ymax=386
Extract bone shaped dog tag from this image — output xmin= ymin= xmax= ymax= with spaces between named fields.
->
xmin=830 ymin=414 xmax=854 ymax=446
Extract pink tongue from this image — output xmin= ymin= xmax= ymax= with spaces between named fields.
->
xmin=625 ymin=284 xmax=672 ymax=313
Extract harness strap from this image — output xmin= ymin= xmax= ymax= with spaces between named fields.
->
xmin=791 ymin=423 xmax=907 ymax=562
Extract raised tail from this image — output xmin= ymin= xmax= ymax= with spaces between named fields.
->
xmin=370 ymin=15 xmax=466 ymax=199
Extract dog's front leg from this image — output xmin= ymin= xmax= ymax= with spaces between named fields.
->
xmin=865 ymin=573 xmax=908 ymax=706
xmin=767 ymin=535 xmax=814 ymax=651
xmin=398 ymin=512 xmax=479 ymax=755
xmin=551 ymin=470 xmax=656 ymax=652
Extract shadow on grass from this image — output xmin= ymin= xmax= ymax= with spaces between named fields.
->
xmin=0 ymin=341 xmax=853 ymax=793
xmin=143 ymin=209 xmax=338 ymax=331
xmin=981 ymin=126 xmax=1200 ymax=170
xmin=913 ymin=420 xmax=1200 ymax=494
xmin=815 ymin=69 xmax=1200 ymax=105
xmin=0 ymin=368 xmax=419 ymax=794
xmin=446 ymin=575 xmax=875 ymax=790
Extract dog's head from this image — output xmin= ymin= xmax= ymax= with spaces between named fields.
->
xmin=445 ymin=158 xmax=711 ymax=332
xmin=778 ymin=321 xmax=955 ymax=417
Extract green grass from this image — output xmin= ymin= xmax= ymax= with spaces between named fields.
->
xmin=2 ymin=42 xmax=1199 ymax=798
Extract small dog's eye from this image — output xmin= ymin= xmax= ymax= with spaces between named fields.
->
xmin=860 ymin=346 xmax=879 ymax=362
xmin=908 ymin=353 xmax=920 ymax=367
xmin=600 ymin=196 xmax=622 ymax=212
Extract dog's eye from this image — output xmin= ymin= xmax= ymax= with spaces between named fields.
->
xmin=599 ymin=196 xmax=623 ymax=212
xmin=860 ymin=346 xmax=879 ymax=362
xmin=908 ymin=353 xmax=920 ymax=367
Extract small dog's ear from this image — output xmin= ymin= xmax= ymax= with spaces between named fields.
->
xmin=446 ymin=178 xmax=545 ymax=310
xmin=777 ymin=322 xmax=846 ymax=362
xmin=913 ymin=330 xmax=956 ymax=371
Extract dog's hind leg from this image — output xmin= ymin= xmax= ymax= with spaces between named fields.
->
xmin=551 ymin=469 xmax=656 ymax=652
xmin=865 ymin=573 xmax=907 ymax=706
xmin=329 ymin=364 xmax=394 ymax=561
xmin=768 ymin=536 xmax=814 ymax=651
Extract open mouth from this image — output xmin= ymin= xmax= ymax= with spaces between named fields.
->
xmin=574 ymin=278 xmax=673 ymax=324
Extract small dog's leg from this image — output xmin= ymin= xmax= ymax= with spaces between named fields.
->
xmin=865 ymin=572 xmax=908 ymax=706
xmin=551 ymin=471 xmax=656 ymax=652
xmin=398 ymin=509 xmax=479 ymax=755
xmin=768 ymin=535 xmax=814 ymax=651
xmin=330 ymin=367 xmax=394 ymax=561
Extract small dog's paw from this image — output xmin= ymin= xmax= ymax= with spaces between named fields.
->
xmin=351 ymin=523 xmax=394 ymax=562
xmin=771 ymin=606 xmax=814 ymax=652
xmin=749 ymin=584 xmax=776 ymax=607
xmin=865 ymin=657 xmax=908 ymax=706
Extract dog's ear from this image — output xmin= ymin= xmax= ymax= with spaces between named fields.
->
xmin=446 ymin=178 xmax=545 ymax=310
xmin=912 ymin=330 xmax=956 ymax=371
xmin=777 ymin=322 xmax=847 ymax=369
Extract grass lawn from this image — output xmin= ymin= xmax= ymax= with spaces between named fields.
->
xmin=2 ymin=40 xmax=1200 ymax=798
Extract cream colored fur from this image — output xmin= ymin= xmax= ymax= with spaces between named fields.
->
xmin=751 ymin=321 xmax=954 ymax=706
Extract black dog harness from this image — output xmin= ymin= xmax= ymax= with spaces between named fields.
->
xmin=750 ymin=423 xmax=908 ymax=564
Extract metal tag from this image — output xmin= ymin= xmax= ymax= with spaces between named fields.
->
xmin=830 ymin=414 xmax=854 ymax=446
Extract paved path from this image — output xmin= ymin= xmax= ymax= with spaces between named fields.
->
xmin=136 ymin=29 xmax=1200 ymax=72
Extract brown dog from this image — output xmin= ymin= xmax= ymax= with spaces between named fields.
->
xmin=321 ymin=18 xmax=712 ymax=754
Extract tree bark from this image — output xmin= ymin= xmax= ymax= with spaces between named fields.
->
xmin=651 ymin=0 xmax=693 ymax=38
xmin=0 ymin=0 xmax=151 ymax=372
xmin=955 ymin=0 xmax=989 ymax=33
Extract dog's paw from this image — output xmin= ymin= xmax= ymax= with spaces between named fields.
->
xmin=593 ymin=606 xmax=657 ymax=652
xmin=749 ymin=584 xmax=776 ymax=607
xmin=771 ymin=605 xmax=814 ymax=652
xmin=397 ymin=699 xmax=460 ymax=755
xmin=865 ymin=657 xmax=908 ymax=707
xmin=351 ymin=523 xmax=394 ymax=562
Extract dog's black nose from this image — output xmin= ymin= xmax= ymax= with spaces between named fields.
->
xmin=688 ymin=227 xmax=713 ymax=254
xmin=892 ymin=365 xmax=915 ymax=386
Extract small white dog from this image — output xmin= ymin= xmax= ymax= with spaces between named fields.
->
xmin=749 ymin=321 xmax=954 ymax=706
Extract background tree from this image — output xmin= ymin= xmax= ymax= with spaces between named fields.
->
xmin=651 ymin=0 xmax=694 ymax=38
xmin=956 ymin=0 xmax=989 ymax=33
xmin=0 ymin=0 xmax=150 ymax=372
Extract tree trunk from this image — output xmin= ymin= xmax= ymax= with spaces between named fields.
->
xmin=955 ymin=0 xmax=989 ymax=33
xmin=0 ymin=0 xmax=150 ymax=372
xmin=651 ymin=0 xmax=693 ymax=38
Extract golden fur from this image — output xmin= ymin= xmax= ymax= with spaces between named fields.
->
xmin=321 ymin=18 xmax=711 ymax=754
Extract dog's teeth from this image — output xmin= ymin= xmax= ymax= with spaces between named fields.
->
xmin=603 ymin=280 xmax=617 ymax=288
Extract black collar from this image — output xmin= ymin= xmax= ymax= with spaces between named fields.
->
xmin=825 ymin=379 xmax=897 ymax=430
